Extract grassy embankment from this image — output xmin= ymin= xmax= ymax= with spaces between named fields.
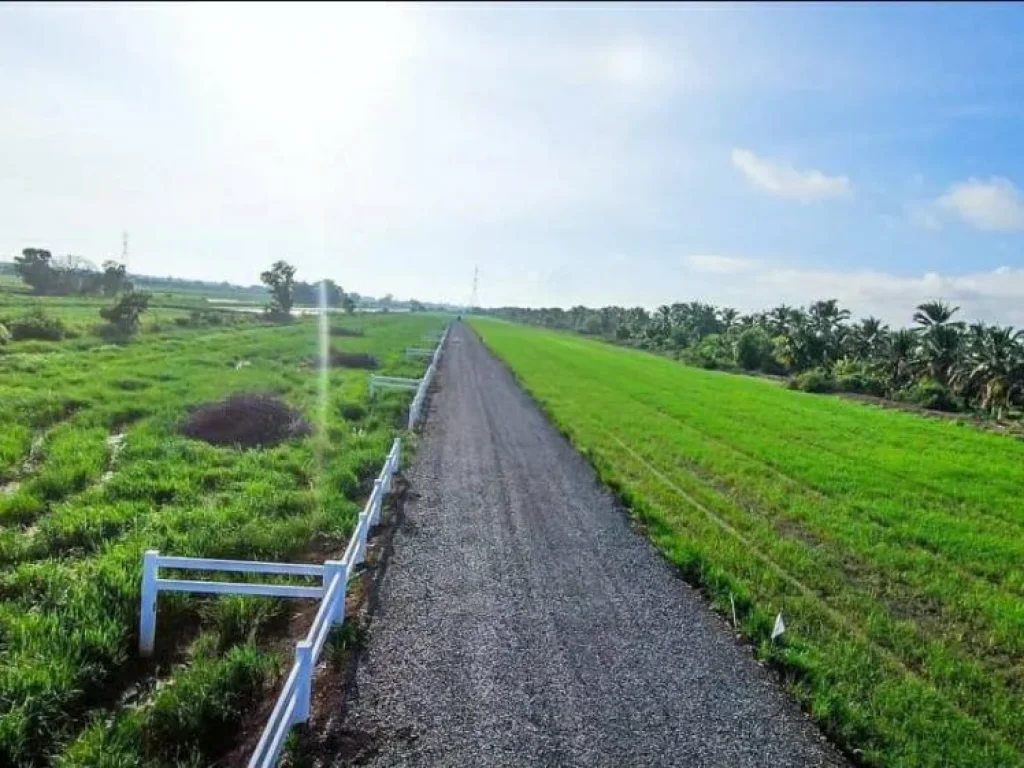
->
xmin=0 ymin=310 xmax=444 ymax=766
xmin=471 ymin=317 xmax=1024 ymax=768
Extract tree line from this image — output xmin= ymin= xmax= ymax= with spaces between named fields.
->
xmin=259 ymin=260 xmax=426 ymax=318
xmin=13 ymin=248 xmax=132 ymax=297
xmin=488 ymin=299 xmax=1024 ymax=418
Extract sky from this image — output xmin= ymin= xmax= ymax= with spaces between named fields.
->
xmin=4 ymin=2 xmax=1024 ymax=325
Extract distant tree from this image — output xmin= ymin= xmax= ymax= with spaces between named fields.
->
xmin=101 ymin=261 xmax=130 ymax=297
xmin=321 ymin=279 xmax=343 ymax=307
xmin=13 ymin=248 xmax=56 ymax=294
xmin=100 ymin=290 xmax=151 ymax=335
xmin=409 ymin=299 xmax=426 ymax=313
xmin=734 ymin=327 xmax=773 ymax=371
xmin=380 ymin=293 xmax=394 ymax=313
xmin=260 ymin=261 xmax=297 ymax=318
xmin=341 ymin=292 xmax=356 ymax=315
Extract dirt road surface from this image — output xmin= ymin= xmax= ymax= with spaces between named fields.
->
xmin=340 ymin=322 xmax=844 ymax=767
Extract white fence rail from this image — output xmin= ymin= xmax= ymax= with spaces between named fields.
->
xmin=407 ymin=326 xmax=448 ymax=431
xmin=365 ymin=325 xmax=449 ymax=432
xmin=138 ymin=438 xmax=403 ymax=768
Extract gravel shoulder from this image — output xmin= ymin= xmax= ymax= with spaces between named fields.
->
xmin=339 ymin=322 xmax=845 ymax=767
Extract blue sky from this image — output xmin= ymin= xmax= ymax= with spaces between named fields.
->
xmin=3 ymin=2 xmax=1024 ymax=324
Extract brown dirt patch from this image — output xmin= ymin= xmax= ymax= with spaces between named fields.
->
xmin=180 ymin=394 xmax=312 ymax=448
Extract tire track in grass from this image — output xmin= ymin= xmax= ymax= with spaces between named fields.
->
xmin=601 ymin=432 xmax=1023 ymax=764
xmin=627 ymin=368 xmax=1024 ymax=537
xmin=606 ymin=378 xmax=1024 ymax=599
xmin=567 ymin=340 xmax=1024 ymax=530
xmin=553 ymin=355 xmax=1024 ymax=611
xmin=602 ymin=424 xmax=1024 ymax=748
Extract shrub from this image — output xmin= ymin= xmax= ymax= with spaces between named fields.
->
xmin=734 ymin=327 xmax=774 ymax=371
xmin=791 ymin=368 xmax=836 ymax=393
xmin=682 ymin=334 xmax=733 ymax=370
xmin=832 ymin=359 xmax=886 ymax=396
xmin=836 ymin=373 xmax=887 ymax=397
xmin=899 ymin=379 xmax=961 ymax=412
xmin=6 ymin=309 xmax=66 ymax=341
xmin=99 ymin=290 xmax=151 ymax=335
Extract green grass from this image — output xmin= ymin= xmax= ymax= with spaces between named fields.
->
xmin=471 ymin=317 xmax=1024 ymax=768
xmin=0 ymin=310 xmax=446 ymax=766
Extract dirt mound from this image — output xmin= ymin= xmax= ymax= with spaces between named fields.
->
xmin=180 ymin=394 xmax=312 ymax=448
xmin=326 ymin=351 xmax=379 ymax=369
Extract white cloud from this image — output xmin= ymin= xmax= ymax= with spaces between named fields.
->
xmin=937 ymin=177 xmax=1024 ymax=231
xmin=730 ymin=148 xmax=853 ymax=202
xmin=686 ymin=254 xmax=757 ymax=273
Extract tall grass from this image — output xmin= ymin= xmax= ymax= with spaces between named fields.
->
xmin=0 ymin=312 xmax=445 ymax=766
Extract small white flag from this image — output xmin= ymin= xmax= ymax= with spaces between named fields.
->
xmin=771 ymin=612 xmax=786 ymax=641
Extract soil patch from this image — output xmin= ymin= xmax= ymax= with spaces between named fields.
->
xmin=325 ymin=351 xmax=379 ymax=370
xmin=180 ymin=394 xmax=312 ymax=448
xmin=330 ymin=327 xmax=365 ymax=338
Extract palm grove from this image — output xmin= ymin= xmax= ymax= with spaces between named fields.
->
xmin=490 ymin=299 xmax=1024 ymax=418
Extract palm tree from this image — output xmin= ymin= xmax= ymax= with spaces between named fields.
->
xmin=913 ymin=300 xmax=961 ymax=328
xmin=718 ymin=307 xmax=739 ymax=336
xmin=952 ymin=326 xmax=1024 ymax=418
xmin=807 ymin=299 xmax=851 ymax=369
xmin=880 ymin=329 xmax=917 ymax=392
xmin=848 ymin=316 xmax=887 ymax=361
xmin=917 ymin=323 xmax=962 ymax=386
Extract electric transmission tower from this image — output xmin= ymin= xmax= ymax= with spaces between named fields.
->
xmin=470 ymin=265 xmax=479 ymax=312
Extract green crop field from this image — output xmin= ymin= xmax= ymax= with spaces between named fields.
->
xmin=0 ymin=309 xmax=444 ymax=766
xmin=470 ymin=317 xmax=1024 ymax=768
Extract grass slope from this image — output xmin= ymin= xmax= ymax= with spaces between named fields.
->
xmin=0 ymin=312 xmax=445 ymax=766
xmin=470 ymin=317 xmax=1024 ymax=768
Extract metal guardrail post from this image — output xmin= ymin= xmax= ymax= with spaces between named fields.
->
xmin=139 ymin=549 xmax=159 ymax=657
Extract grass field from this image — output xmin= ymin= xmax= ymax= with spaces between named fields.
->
xmin=471 ymin=318 xmax=1024 ymax=768
xmin=0 ymin=310 xmax=444 ymax=766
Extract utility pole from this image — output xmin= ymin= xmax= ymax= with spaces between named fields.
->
xmin=470 ymin=265 xmax=479 ymax=312
xmin=121 ymin=230 xmax=129 ymax=268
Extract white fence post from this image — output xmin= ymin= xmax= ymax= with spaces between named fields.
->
xmin=370 ymin=479 xmax=383 ymax=525
xmin=294 ymin=640 xmax=313 ymax=723
xmin=324 ymin=560 xmax=347 ymax=625
xmin=355 ymin=511 xmax=369 ymax=566
xmin=139 ymin=549 xmax=159 ymax=657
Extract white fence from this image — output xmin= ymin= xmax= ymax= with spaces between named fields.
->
xmin=138 ymin=438 xmax=402 ymax=768
xmin=368 ymin=325 xmax=449 ymax=432
xmin=407 ymin=326 xmax=448 ymax=431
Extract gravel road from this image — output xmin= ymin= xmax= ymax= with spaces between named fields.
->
xmin=340 ymin=322 xmax=845 ymax=767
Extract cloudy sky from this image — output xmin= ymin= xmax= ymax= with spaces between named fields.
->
xmin=4 ymin=2 xmax=1024 ymax=324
